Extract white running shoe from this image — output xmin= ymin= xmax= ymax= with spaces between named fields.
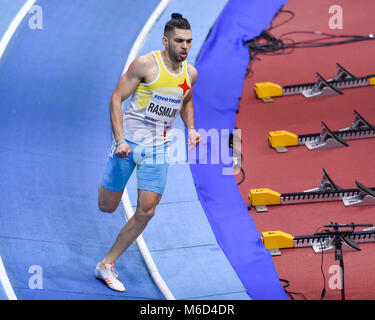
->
xmin=95 ymin=262 xmax=126 ymax=292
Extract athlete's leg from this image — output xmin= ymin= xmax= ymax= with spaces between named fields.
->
xmin=99 ymin=189 xmax=162 ymax=266
xmin=98 ymin=140 xmax=137 ymax=213
xmin=98 ymin=184 xmax=124 ymax=213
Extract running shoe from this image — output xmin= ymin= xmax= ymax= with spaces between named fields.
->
xmin=95 ymin=262 xmax=126 ymax=292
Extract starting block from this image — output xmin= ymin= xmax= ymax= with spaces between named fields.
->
xmin=262 ymin=226 xmax=375 ymax=256
xmin=254 ymin=82 xmax=283 ymax=102
xmin=342 ymin=181 xmax=375 ymax=207
xmin=268 ymin=110 xmax=375 ymax=152
xmin=268 ymin=131 xmax=298 ymax=149
xmin=255 ymin=63 xmax=375 ymax=101
xmin=249 ymin=169 xmax=375 ymax=211
xmin=261 ymin=231 xmax=294 ymax=250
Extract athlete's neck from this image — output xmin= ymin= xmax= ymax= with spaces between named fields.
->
xmin=160 ymin=50 xmax=182 ymax=73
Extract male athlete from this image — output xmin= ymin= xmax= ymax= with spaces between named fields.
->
xmin=95 ymin=13 xmax=201 ymax=292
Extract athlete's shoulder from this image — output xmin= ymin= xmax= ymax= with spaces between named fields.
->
xmin=186 ymin=63 xmax=198 ymax=85
xmin=127 ymin=52 xmax=157 ymax=79
xmin=132 ymin=52 xmax=155 ymax=71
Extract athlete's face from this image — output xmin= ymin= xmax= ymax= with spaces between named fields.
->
xmin=163 ymin=28 xmax=192 ymax=63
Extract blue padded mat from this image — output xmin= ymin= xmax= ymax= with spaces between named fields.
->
xmin=190 ymin=0 xmax=289 ymax=300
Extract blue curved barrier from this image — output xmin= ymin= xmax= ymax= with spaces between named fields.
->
xmin=190 ymin=0 xmax=289 ymax=300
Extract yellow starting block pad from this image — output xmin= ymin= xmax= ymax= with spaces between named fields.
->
xmin=268 ymin=131 xmax=298 ymax=148
xmin=254 ymin=82 xmax=283 ymax=99
xmin=370 ymin=76 xmax=375 ymax=85
xmin=261 ymin=231 xmax=294 ymax=250
xmin=249 ymin=188 xmax=281 ymax=206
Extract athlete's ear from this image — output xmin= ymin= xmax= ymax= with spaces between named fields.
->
xmin=162 ymin=35 xmax=169 ymax=48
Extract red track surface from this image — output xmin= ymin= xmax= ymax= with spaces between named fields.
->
xmin=236 ymin=0 xmax=375 ymax=300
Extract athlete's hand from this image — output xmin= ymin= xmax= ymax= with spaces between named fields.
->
xmin=115 ymin=141 xmax=131 ymax=158
xmin=187 ymin=128 xmax=201 ymax=150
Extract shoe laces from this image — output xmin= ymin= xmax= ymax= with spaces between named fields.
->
xmin=107 ymin=262 xmax=119 ymax=278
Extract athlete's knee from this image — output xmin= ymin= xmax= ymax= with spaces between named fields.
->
xmin=98 ymin=195 xmax=119 ymax=213
xmin=98 ymin=184 xmax=122 ymax=213
xmin=135 ymin=206 xmax=156 ymax=222
xmin=98 ymin=201 xmax=118 ymax=214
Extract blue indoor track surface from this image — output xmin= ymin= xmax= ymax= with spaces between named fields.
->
xmin=0 ymin=0 xmax=289 ymax=300
xmin=0 ymin=0 xmax=248 ymax=300
xmin=0 ymin=0 xmax=161 ymax=300
xmin=0 ymin=0 xmax=31 ymax=300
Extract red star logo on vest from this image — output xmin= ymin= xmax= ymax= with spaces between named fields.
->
xmin=178 ymin=78 xmax=190 ymax=96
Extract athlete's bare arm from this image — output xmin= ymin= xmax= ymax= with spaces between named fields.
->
xmin=180 ymin=64 xmax=201 ymax=149
xmin=109 ymin=53 xmax=156 ymax=158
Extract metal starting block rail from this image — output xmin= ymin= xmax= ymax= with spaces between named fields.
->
xmin=261 ymin=225 xmax=375 ymax=256
xmin=255 ymin=63 xmax=375 ymax=102
xmin=268 ymin=110 xmax=375 ymax=152
xmin=249 ymin=169 xmax=375 ymax=212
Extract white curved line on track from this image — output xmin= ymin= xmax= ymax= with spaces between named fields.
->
xmin=0 ymin=0 xmax=37 ymax=60
xmin=0 ymin=0 xmax=39 ymax=300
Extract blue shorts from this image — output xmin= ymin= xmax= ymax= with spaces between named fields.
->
xmin=101 ymin=140 xmax=169 ymax=195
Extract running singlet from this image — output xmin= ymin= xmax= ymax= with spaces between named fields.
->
xmin=123 ymin=50 xmax=191 ymax=146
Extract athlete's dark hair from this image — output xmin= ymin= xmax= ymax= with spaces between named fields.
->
xmin=164 ymin=13 xmax=191 ymax=37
